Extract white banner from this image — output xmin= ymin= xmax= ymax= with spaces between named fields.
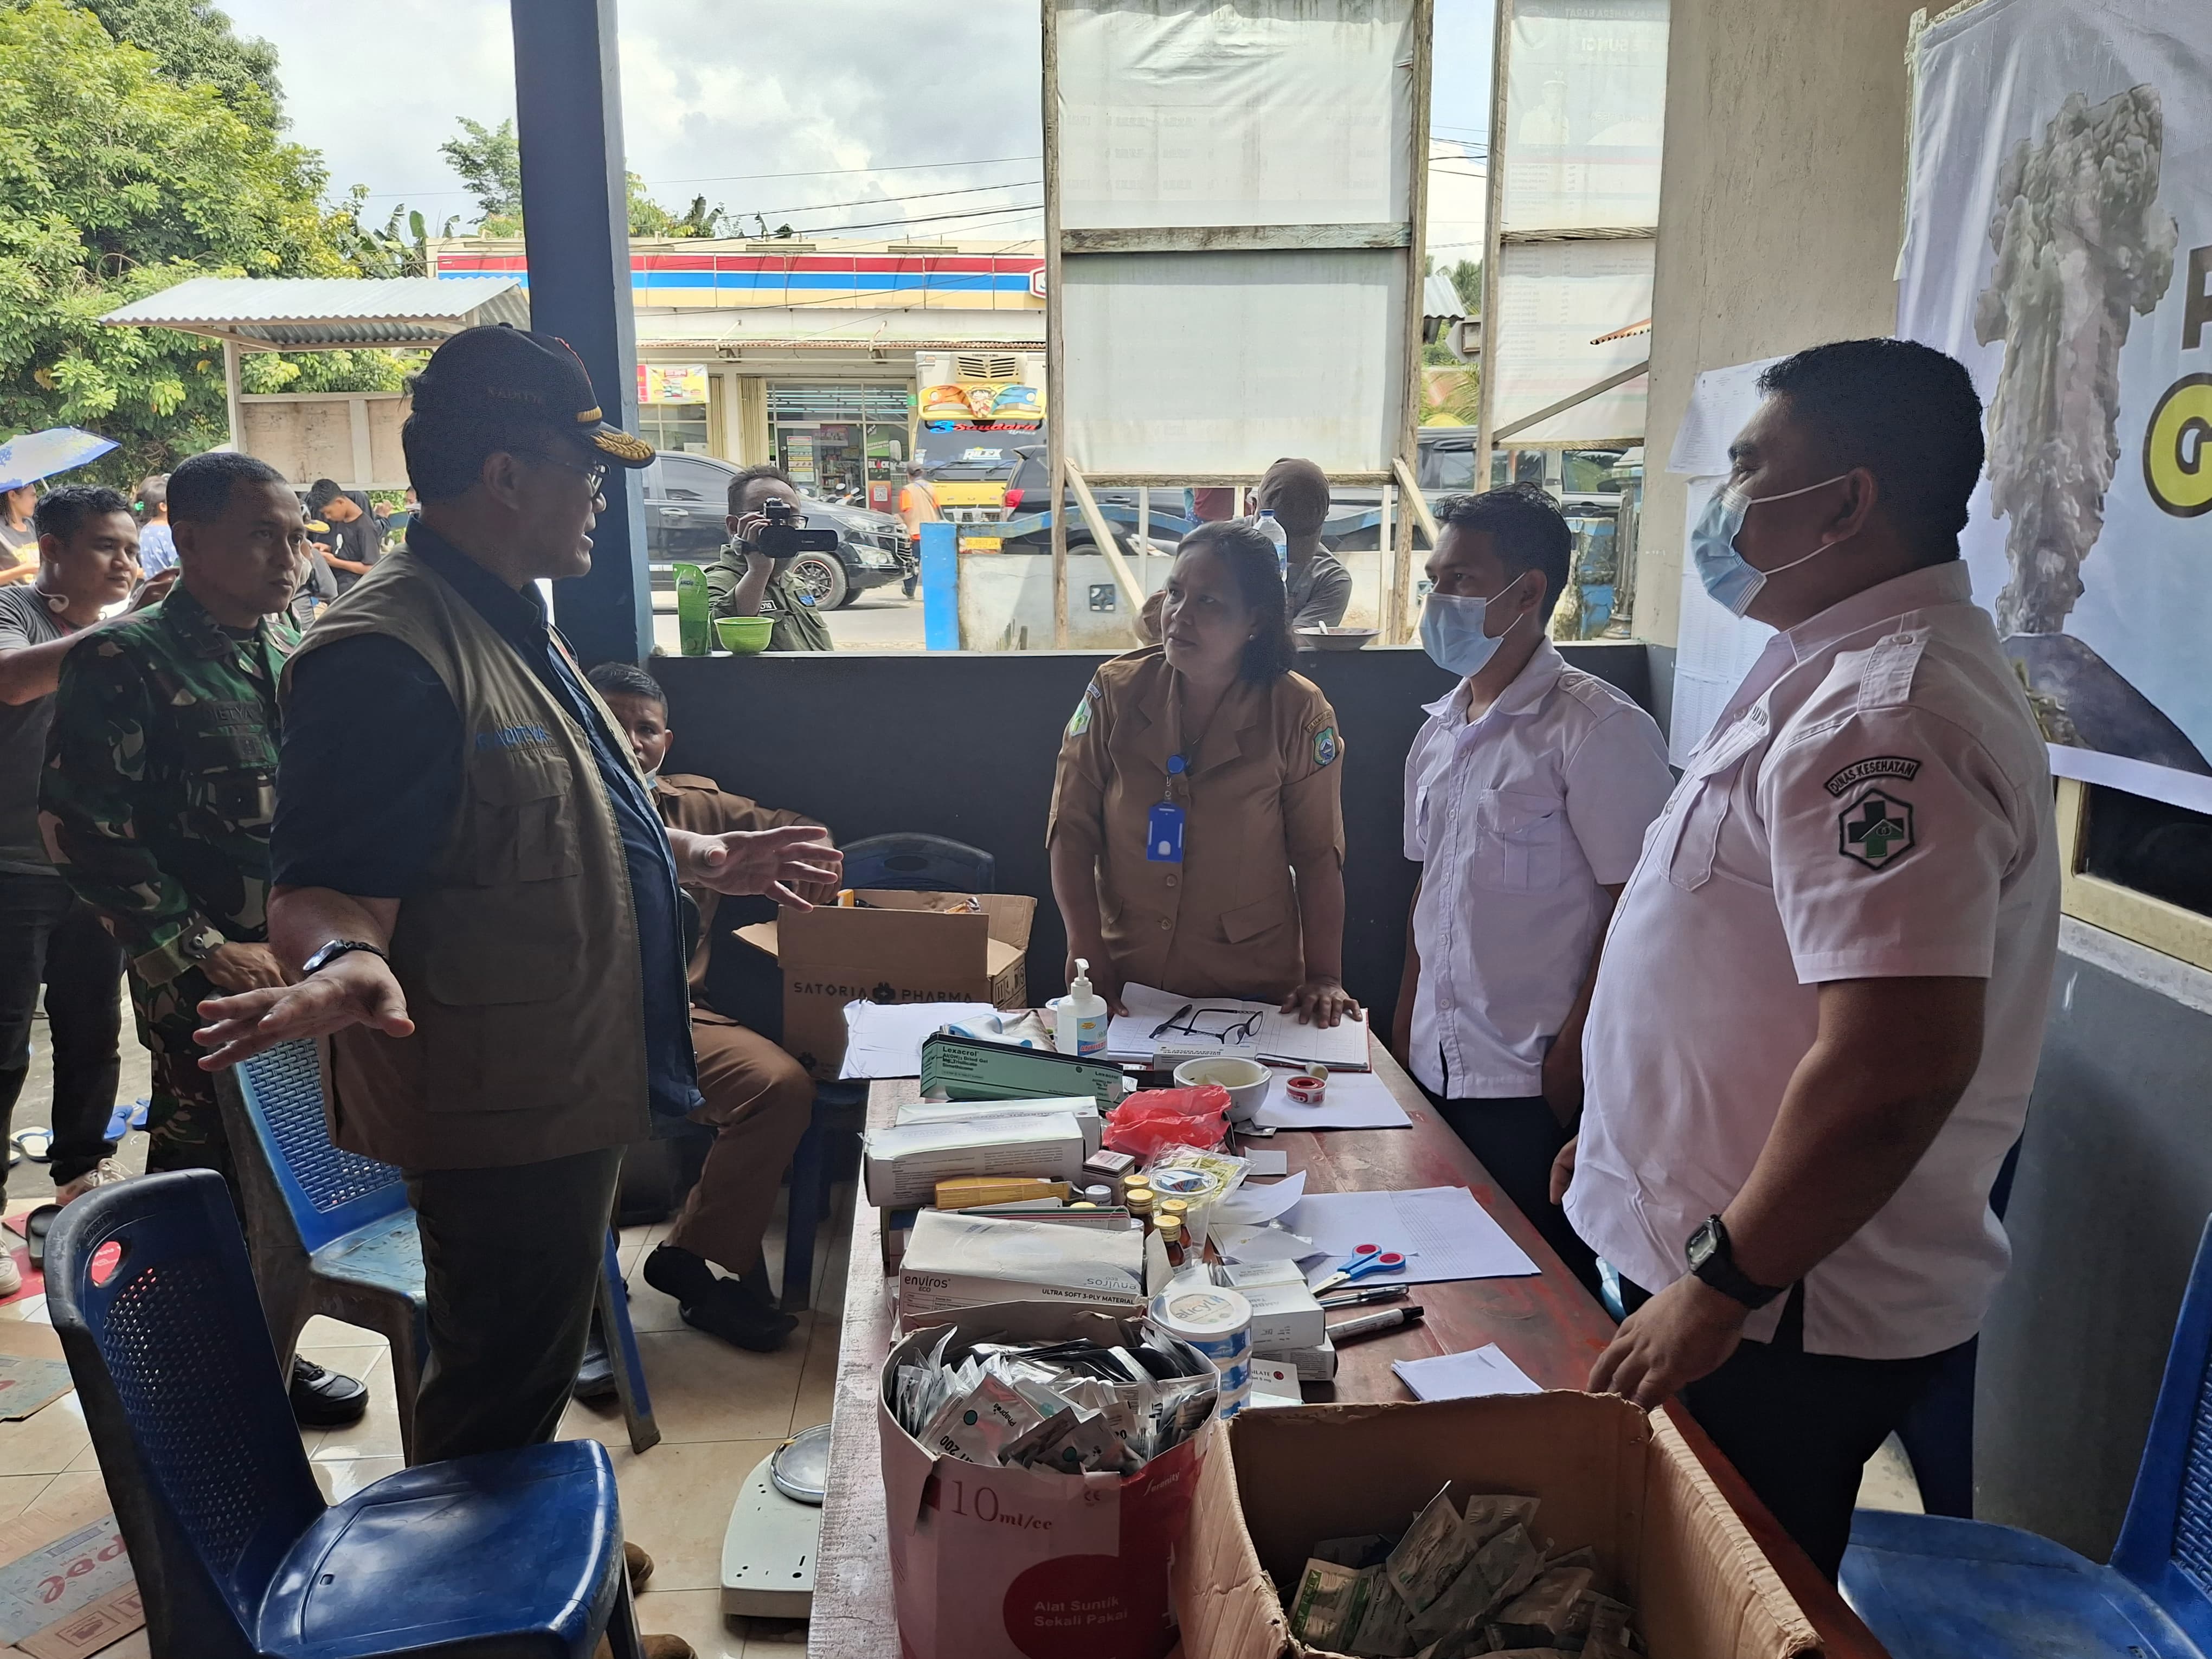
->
xmin=1899 ymin=0 xmax=2212 ymax=812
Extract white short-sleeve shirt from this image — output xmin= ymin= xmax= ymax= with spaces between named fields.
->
xmin=1404 ymin=639 xmax=1674 ymax=1097
xmin=1564 ymin=561 xmax=2059 ymax=1359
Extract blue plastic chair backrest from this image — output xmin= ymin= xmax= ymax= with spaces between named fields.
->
xmin=841 ymin=833 xmax=995 ymax=895
xmin=46 ymin=1171 xmax=325 ymax=1652
xmin=2111 ymin=1213 xmax=2212 ymax=1650
xmin=232 ymin=1039 xmax=410 ymax=1255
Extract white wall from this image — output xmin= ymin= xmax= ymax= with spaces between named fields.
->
xmin=1636 ymin=0 xmax=1925 ymax=646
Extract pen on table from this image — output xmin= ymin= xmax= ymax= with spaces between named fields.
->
xmin=1317 ymin=1284 xmax=1410 ymax=1311
xmin=1148 ymin=1002 xmax=1194 ymax=1039
xmin=1327 ymin=1304 xmax=1424 ymax=1344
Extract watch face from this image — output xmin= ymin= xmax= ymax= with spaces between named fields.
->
xmin=1686 ymin=1220 xmax=1718 ymax=1270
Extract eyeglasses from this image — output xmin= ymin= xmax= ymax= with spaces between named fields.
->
xmin=524 ymin=451 xmax=608 ymax=494
xmin=1152 ymin=1006 xmax=1265 ymax=1045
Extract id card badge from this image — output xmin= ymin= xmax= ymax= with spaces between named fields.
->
xmin=1146 ymin=801 xmax=1186 ymax=863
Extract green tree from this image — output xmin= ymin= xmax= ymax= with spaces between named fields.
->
xmin=0 ymin=0 xmax=379 ymax=479
xmin=440 ymin=115 xmax=523 ymax=234
xmin=76 ymin=0 xmax=280 ymax=130
xmin=1448 ymin=258 xmax=1482 ymax=314
xmin=441 ymin=115 xmax=725 ymax=239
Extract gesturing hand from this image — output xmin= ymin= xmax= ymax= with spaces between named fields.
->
xmin=1281 ymin=976 xmax=1359 ymax=1028
xmin=677 ymin=824 xmax=841 ymax=906
xmin=194 ymin=952 xmax=414 ymax=1071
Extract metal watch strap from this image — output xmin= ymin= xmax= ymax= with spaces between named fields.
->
xmin=301 ymin=938 xmax=388 ymax=977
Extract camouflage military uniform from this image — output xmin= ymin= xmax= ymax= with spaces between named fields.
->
xmin=38 ymin=584 xmax=295 ymax=1177
xmin=706 ymin=542 xmax=833 ymax=651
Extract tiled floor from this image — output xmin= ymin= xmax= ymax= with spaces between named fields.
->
xmin=8 ymin=992 xmax=853 ymax=1658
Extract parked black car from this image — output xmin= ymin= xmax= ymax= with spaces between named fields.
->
xmin=641 ymin=454 xmax=909 ymax=608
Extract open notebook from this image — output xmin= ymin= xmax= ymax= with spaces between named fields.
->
xmin=1104 ymin=982 xmax=1371 ymax=1071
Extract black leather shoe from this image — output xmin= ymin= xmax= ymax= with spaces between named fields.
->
xmin=290 ymin=1357 xmax=368 ymax=1427
xmin=679 ymin=1277 xmax=799 ymax=1354
xmin=574 ymin=1329 xmax=618 ymax=1403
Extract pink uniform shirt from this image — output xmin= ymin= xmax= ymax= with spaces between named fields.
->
xmin=1566 ymin=561 xmax=2060 ymax=1358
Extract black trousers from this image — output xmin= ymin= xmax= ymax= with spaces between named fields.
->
xmin=0 ymin=871 xmax=123 ymax=1187
xmin=1620 ymin=1278 xmax=1958 ymax=1581
xmin=407 ymin=1146 xmax=625 ymax=1464
xmin=1430 ymin=1091 xmax=1602 ymax=1300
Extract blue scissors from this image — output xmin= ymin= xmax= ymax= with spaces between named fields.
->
xmin=1312 ymin=1246 xmax=1406 ymax=1296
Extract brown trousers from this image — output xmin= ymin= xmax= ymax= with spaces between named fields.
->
xmin=667 ymin=1008 xmax=815 ymax=1275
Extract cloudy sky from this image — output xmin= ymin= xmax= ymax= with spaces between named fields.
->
xmin=220 ymin=0 xmax=1492 ymax=251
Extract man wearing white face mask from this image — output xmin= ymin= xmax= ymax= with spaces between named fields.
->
xmin=1393 ymin=486 xmax=1670 ymax=1293
xmin=1558 ymin=339 xmax=2059 ymax=1580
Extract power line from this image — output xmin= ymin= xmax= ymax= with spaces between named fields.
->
xmin=779 ymin=201 xmax=1041 ymax=237
xmin=351 ymin=151 xmax=1044 ymax=202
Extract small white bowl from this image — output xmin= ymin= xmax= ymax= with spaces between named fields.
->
xmin=1174 ymin=1055 xmax=1271 ymax=1122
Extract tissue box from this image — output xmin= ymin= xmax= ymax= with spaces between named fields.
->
xmin=892 ymin=1095 xmax=1104 ymax=1154
xmin=863 ymin=1111 xmax=1087 ymax=1208
xmin=897 ymin=1209 xmax=1147 ymax=1320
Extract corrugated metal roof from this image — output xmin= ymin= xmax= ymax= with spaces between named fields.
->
xmin=101 ymin=276 xmax=529 ymax=347
xmin=1423 ymin=271 xmax=1468 ymax=321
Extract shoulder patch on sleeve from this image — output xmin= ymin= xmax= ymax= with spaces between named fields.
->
xmin=1311 ymin=724 xmax=1339 ymax=767
xmin=1824 ymin=755 xmax=1921 ymax=797
xmin=1837 ymin=788 xmax=1915 ymax=870
xmin=1856 ymin=630 xmax=1928 ymax=711
xmin=1067 ymin=679 xmax=1100 ymax=737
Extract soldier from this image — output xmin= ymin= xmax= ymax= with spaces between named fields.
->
xmin=40 ymin=449 xmax=368 ymax=1430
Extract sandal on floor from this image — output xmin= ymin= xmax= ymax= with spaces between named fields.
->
xmin=24 ymin=1205 xmax=57 ymax=1269
xmin=11 ymin=1129 xmax=52 ymax=1165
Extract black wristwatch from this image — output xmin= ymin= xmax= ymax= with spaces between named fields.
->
xmin=1685 ymin=1215 xmax=1784 ymax=1310
xmin=178 ymin=923 xmax=226 ymax=963
xmin=300 ymin=938 xmax=389 ymax=978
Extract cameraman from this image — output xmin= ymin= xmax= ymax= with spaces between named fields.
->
xmin=705 ymin=464 xmax=832 ymax=652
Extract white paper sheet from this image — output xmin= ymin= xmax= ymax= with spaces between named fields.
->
xmin=1392 ymin=1344 xmax=1543 ymax=1401
xmin=1249 ymin=1069 xmax=1411 ymax=1131
xmin=1210 ymin=1223 xmax=1318 ymax=1265
xmin=1217 ymin=1170 xmax=1307 ymax=1226
xmin=1244 ymin=1149 xmax=1290 ymax=1176
xmin=1288 ymin=1186 xmax=1540 ymax=1286
xmin=838 ymin=1001 xmax=997 ymax=1079
xmin=1107 ymin=982 xmax=1371 ymax=1070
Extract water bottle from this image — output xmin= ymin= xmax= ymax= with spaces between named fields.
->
xmin=1256 ymin=507 xmax=1288 ymax=581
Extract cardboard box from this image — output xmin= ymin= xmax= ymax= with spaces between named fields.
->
xmin=1172 ymin=1394 xmax=1819 ymax=1659
xmin=881 ymin=1303 xmax=1216 ymax=1659
xmin=737 ymin=890 xmax=1034 ymax=1079
xmin=898 ymin=1208 xmax=1147 ymax=1319
xmin=0 ymin=1479 xmax=143 ymax=1658
xmin=863 ymin=1112 xmax=1089 ymax=1208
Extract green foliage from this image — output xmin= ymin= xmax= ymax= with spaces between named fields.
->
xmin=328 ymin=187 xmax=459 ymax=279
xmin=0 ymin=0 xmax=388 ymax=480
xmin=441 ymin=115 xmax=724 ymax=239
xmin=440 ymin=115 xmax=522 ymax=232
xmin=1448 ymin=259 xmax=1482 ymax=314
xmin=76 ymin=0 xmax=280 ymax=130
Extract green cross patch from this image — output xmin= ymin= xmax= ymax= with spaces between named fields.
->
xmin=1838 ymin=788 xmax=1914 ymax=870
xmin=1067 ymin=681 xmax=1098 ymax=737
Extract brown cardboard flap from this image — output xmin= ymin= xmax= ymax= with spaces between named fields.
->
xmin=736 ymin=918 xmax=1021 ymax=982
xmin=1176 ymin=1394 xmax=1819 ymax=1659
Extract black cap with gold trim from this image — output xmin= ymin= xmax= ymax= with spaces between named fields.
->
xmin=411 ymin=323 xmax=655 ymax=469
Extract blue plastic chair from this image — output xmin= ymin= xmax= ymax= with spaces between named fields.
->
xmin=46 ymin=1169 xmax=646 ymax=1659
xmin=218 ymin=1039 xmax=659 ymax=1460
xmin=839 ymin=832 xmax=994 ymax=894
xmin=1841 ymin=1214 xmax=2212 ymax=1657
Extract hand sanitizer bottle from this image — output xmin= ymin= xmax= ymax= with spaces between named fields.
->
xmin=1057 ymin=959 xmax=1109 ymax=1057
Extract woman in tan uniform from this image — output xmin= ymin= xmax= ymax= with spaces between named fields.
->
xmin=1048 ymin=520 xmax=1356 ymax=1025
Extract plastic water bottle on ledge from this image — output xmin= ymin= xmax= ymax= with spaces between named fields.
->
xmin=1257 ymin=508 xmax=1288 ymax=581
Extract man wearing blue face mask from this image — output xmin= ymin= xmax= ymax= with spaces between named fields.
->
xmin=1393 ymin=485 xmax=1671 ymax=1292
xmin=1558 ymin=338 xmax=2059 ymax=1580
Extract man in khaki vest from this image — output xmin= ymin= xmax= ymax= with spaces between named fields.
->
xmin=194 ymin=328 xmax=838 ymax=1657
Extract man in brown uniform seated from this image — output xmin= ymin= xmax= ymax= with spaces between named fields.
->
xmin=587 ymin=662 xmax=819 ymax=1352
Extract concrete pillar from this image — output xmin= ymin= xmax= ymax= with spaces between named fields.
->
xmin=736 ymin=376 xmax=771 ymax=465
xmin=510 ymin=0 xmax=651 ymax=666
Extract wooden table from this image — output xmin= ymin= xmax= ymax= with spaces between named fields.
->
xmin=806 ymin=1040 xmax=1887 ymax=1658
